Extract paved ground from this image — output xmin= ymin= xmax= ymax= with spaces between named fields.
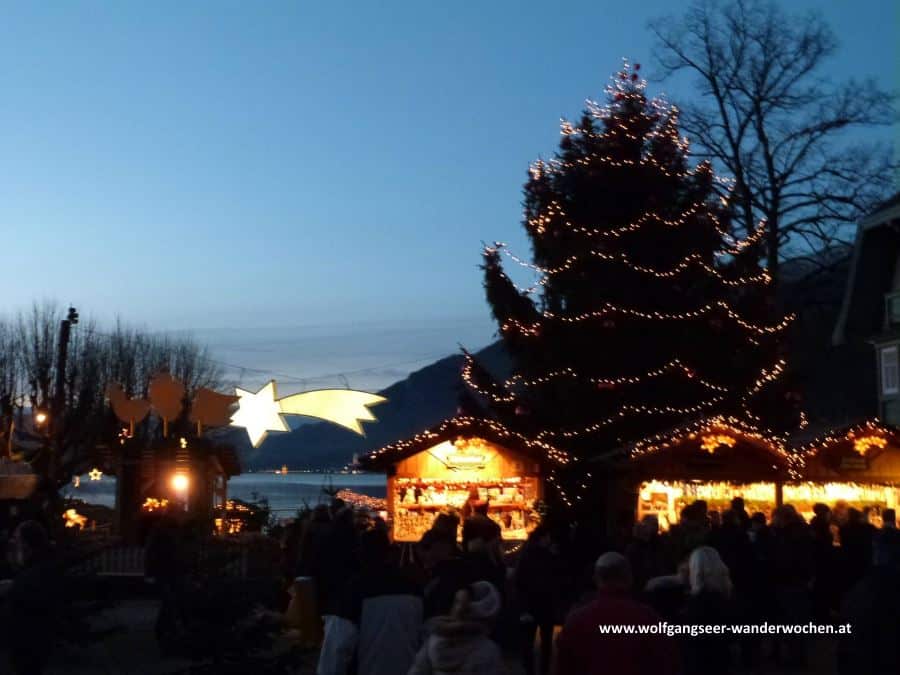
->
xmin=4 ymin=597 xmax=839 ymax=674
xmin=36 ymin=599 xmax=317 ymax=675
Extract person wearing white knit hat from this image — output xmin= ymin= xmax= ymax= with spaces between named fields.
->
xmin=408 ymin=581 xmax=505 ymax=675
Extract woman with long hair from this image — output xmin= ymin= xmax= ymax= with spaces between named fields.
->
xmin=681 ymin=546 xmax=735 ymax=675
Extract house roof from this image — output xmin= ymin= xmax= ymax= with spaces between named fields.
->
xmin=626 ymin=415 xmax=791 ymax=458
xmin=0 ymin=476 xmax=39 ymax=500
xmin=622 ymin=415 xmax=800 ymax=481
xmin=0 ymin=459 xmax=39 ymax=500
xmin=794 ymin=418 xmax=900 ymax=483
xmin=794 ymin=418 xmax=900 ymax=456
xmin=833 ymin=192 xmax=900 ymax=345
xmin=358 ymin=415 xmax=570 ymax=471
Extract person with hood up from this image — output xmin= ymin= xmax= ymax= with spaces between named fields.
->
xmin=317 ymin=528 xmax=422 ymax=675
xmin=407 ymin=580 xmax=505 ymax=675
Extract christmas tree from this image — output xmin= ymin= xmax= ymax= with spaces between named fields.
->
xmin=465 ymin=63 xmax=800 ymax=495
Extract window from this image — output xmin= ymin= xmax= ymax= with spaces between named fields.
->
xmin=886 ymin=293 xmax=900 ymax=326
xmin=883 ymin=400 xmax=900 ymax=425
xmin=881 ymin=346 xmax=899 ymax=395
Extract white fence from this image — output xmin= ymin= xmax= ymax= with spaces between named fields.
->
xmin=72 ymin=542 xmax=252 ymax=578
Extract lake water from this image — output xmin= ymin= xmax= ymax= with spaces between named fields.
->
xmin=62 ymin=472 xmax=387 ymax=515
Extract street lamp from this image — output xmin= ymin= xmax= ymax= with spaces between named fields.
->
xmin=171 ymin=473 xmax=190 ymax=512
xmin=171 ymin=473 xmax=189 ymax=493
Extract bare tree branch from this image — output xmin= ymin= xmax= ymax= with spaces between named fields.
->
xmin=650 ymin=0 xmax=898 ymax=288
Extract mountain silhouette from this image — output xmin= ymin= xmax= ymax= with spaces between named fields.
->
xmin=233 ymin=341 xmax=509 ymax=470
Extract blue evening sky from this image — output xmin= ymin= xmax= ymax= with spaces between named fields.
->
xmin=2 ymin=1 xmax=896 ymax=391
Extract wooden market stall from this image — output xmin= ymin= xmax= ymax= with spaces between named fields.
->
xmin=790 ymin=419 xmax=900 ymax=524
xmin=113 ymin=434 xmax=241 ymax=541
xmin=625 ymin=416 xmax=798 ymax=530
xmin=360 ymin=416 xmax=569 ymax=543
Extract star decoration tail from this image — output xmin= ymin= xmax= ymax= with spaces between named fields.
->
xmin=277 ymin=390 xmax=387 ymax=435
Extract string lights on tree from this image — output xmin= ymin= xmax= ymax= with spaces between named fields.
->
xmin=465 ymin=60 xmax=802 ymax=501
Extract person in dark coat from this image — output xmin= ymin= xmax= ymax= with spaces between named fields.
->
xmin=317 ymin=507 xmax=359 ymax=617
xmin=145 ymin=515 xmax=192 ymax=652
xmin=839 ymin=507 xmax=874 ymax=592
xmin=4 ymin=521 xmax=64 ymax=674
xmin=318 ymin=529 xmax=423 ymax=675
xmin=727 ymin=497 xmax=750 ymax=530
xmin=667 ymin=502 xmax=709 ymax=565
xmin=625 ymin=514 xmax=667 ymax=595
xmin=419 ymin=528 xmax=475 ymax=625
xmin=809 ymin=503 xmax=837 ymax=621
xmin=770 ymin=505 xmax=813 ymax=668
xmin=838 ymin=525 xmax=900 ymax=675
xmin=461 ymin=514 xmax=505 ymax=596
xmin=709 ymin=510 xmax=752 ymax=593
xmin=515 ymin=526 xmax=562 ymax=675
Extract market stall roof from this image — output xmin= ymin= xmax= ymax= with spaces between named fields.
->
xmin=101 ymin=435 xmax=242 ymax=478
xmin=359 ymin=415 xmax=570 ymax=472
xmin=0 ymin=458 xmax=39 ymax=500
xmin=624 ymin=416 xmax=799 ymax=481
xmin=796 ymin=419 xmax=900 ymax=483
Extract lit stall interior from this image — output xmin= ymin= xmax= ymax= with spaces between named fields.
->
xmin=361 ymin=417 xmax=568 ymax=544
xmin=782 ymin=483 xmax=900 ymax=524
xmin=628 ymin=418 xmax=796 ymax=531
xmin=637 ymin=480 xmax=778 ymax=531
xmin=391 ymin=438 xmax=542 ymax=542
xmin=790 ymin=421 xmax=900 ymax=525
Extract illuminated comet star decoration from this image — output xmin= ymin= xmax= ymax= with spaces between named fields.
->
xmin=230 ymin=380 xmax=387 ymax=448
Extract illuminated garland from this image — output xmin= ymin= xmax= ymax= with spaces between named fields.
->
xmin=795 ymin=418 xmax=900 ymax=458
xmin=548 ymin=152 xmax=702 ymax=180
xmin=363 ymin=416 xmax=571 ymax=466
xmin=527 ymin=358 xmax=792 ymax=443
xmin=559 ymin=110 xmax=691 ymax=154
xmin=500 ymin=300 xmax=793 ymax=337
xmin=526 ymin=198 xmax=709 ymax=237
xmin=547 ymin=468 xmax=573 ymax=508
xmin=745 ymin=360 xmax=786 ymax=396
xmin=497 ymin=246 xmax=770 ymax=287
xmin=628 ymin=415 xmax=802 ymax=479
xmin=461 ymin=354 xmax=733 ymax=404
xmin=535 ymin=394 xmax=727 ymax=440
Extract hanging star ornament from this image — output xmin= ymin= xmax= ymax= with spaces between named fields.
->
xmin=88 ymin=468 xmax=103 ymax=481
xmin=230 ymin=380 xmax=387 ymax=448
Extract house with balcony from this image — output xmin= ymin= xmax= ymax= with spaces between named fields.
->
xmin=833 ymin=193 xmax=900 ymax=423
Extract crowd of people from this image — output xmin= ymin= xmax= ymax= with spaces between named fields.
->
xmin=286 ymin=496 xmax=900 ymax=675
xmin=2 ymin=495 xmax=899 ymax=674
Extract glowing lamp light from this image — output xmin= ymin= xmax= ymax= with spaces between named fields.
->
xmin=34 ymin=411 xmax=48 ymax=425
xmin=171 ymin=473 xmax=189 ymax=493
xmin=88 ymin=468 xmax=103 ymax=481
xmin=230 ymin=380 xmax=386 ymax=448
xmin=63 ymin=509 xmax=88 ymax=529
xmin=700 ymin=434 xmax=736 ymax=454
xmin=142 ymin=497 xmax=169 ymax=512
xmin=852 ymin=435 xmax=886 ymax=456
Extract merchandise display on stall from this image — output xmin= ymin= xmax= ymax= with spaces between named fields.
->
xmin=392 ymin=474 xmax=541 ymax=542
xmin=360 ymin=417 xmax=565 ymax=544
